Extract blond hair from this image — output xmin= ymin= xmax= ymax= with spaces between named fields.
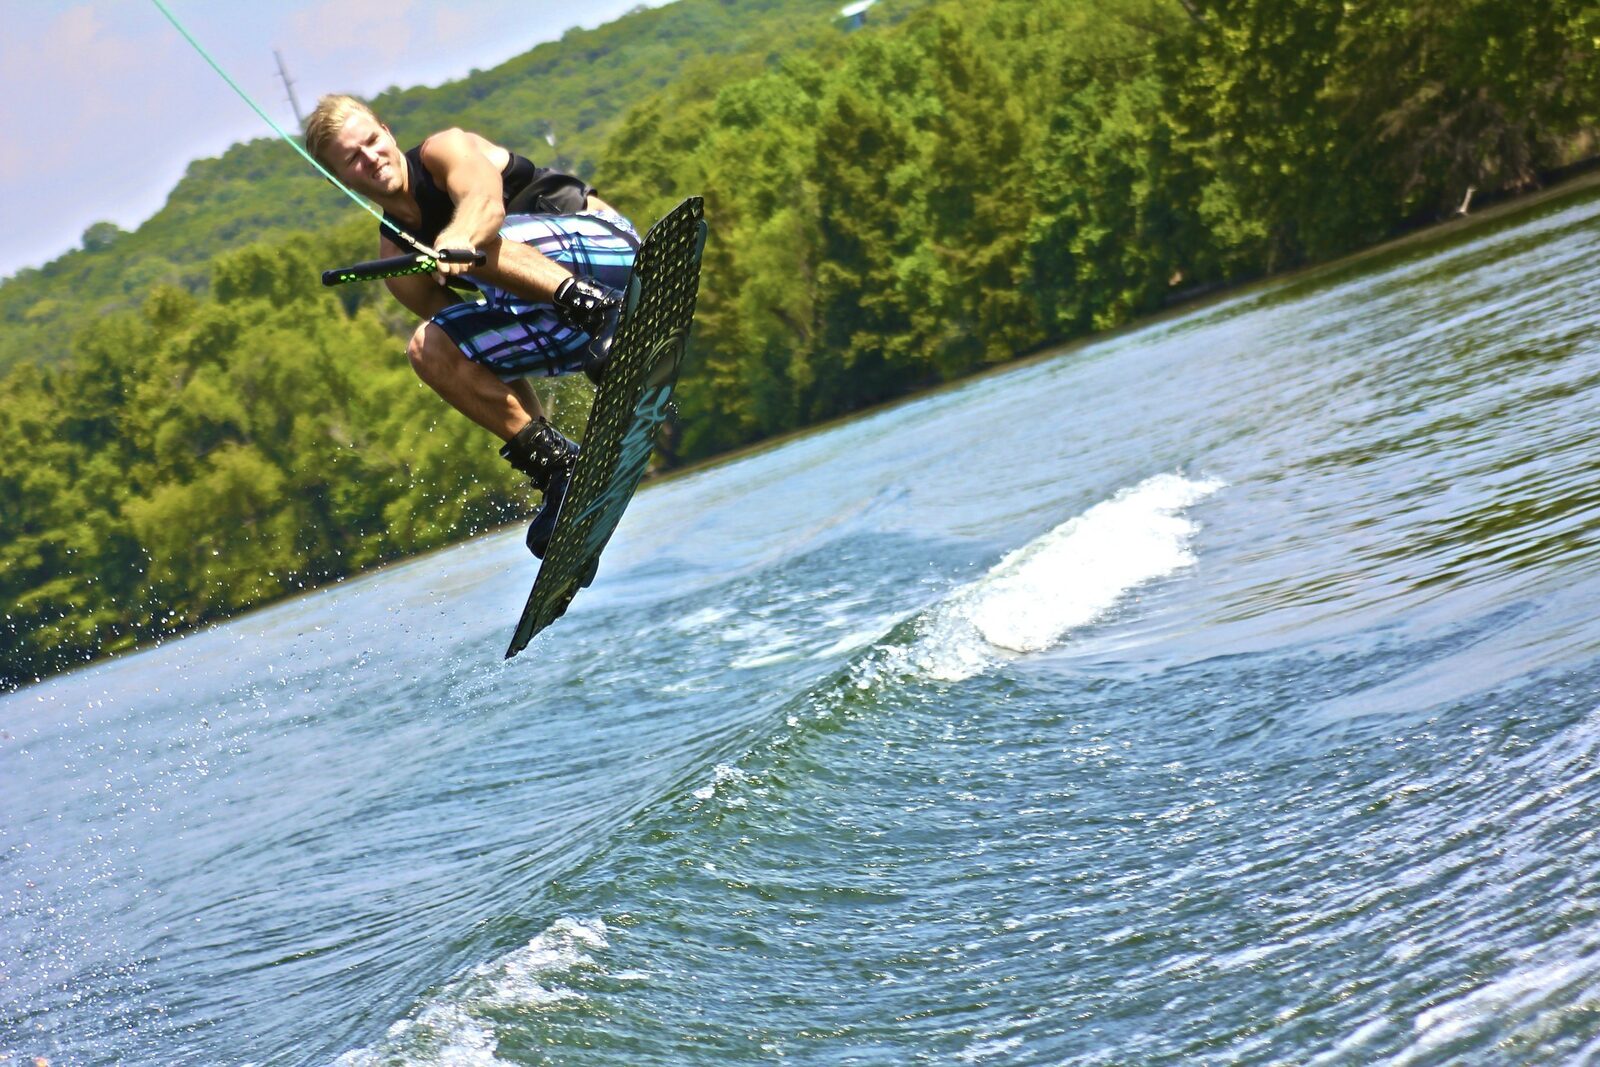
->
xmin=304 ymin=94 xmax=380 ymax=167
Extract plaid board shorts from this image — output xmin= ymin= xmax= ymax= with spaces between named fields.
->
xmin=431 ymin=208 xmax=640 ymax=379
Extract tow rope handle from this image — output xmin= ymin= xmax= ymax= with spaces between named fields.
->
xmin=321 ymin=248 xmax=486 ymax=286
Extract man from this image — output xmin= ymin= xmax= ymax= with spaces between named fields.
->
xmin=304 ymin=94 xmax=637 ymax=558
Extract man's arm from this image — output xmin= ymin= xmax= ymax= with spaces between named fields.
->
xmin=421 ymin=128 xmax=574 ymax=301
xmin=423 ymin=128 xmax=507 ymax=275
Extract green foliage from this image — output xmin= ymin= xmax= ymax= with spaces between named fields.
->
xmin=596 ymin=0 xmax=1595 ymax=458
xmin=0 ymin=0 xmax=865 ymax=377
xmin=1326 ymin=0 xmax=1600 ymax=212
xmin=1151 ymin=0 xmax=1600 ymax=269
xmin=0 ymin=225 xmax=551 ymax=685
xmin=81 ymin=221 xmax=126 ymax=254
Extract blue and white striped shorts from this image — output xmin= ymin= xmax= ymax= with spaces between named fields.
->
xmin=432 ymin=208 xmax=639 ymax=379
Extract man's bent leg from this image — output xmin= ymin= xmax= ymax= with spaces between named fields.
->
xmin=407 ymin=321 xmax=541 ymax=440
xmin=407 ymin=319 xmax=578 ymax=560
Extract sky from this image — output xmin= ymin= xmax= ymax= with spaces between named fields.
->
xmin=2 ymin=1 xmax=670 ymax=280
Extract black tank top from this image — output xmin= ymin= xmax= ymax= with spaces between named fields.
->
xmin=379 ymin=144 xmax=595 ymax=248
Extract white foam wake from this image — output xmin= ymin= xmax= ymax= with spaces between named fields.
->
xmin=880 ymin=473 xmax=1223 ymax=683
xmin=331 ymin=917 xmax=609 ymax=1067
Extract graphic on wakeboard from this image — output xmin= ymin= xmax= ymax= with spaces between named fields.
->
xmin=505 ymin=196 xmax=708 ymax=657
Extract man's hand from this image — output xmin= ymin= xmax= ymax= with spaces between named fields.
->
xmin=433 ymin=229 xmax=483 ymax=280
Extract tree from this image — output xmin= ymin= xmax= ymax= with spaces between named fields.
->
xmin=81 ymin=221 xmax=126 ymax=254
xmin=1327 ymin=0 xmax=1600 ymax=215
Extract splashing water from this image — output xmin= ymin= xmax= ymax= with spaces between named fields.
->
xmin=891 ymin=473 xmax=1224 ymax=682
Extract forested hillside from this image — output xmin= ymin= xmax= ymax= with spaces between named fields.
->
xmin=596 ymin=0 xmax=1598 ymax=454
xmin=4 ymin=0 xmax=1596 ymax=687
xmin=0 ymin=0 xmax=873 ymax=375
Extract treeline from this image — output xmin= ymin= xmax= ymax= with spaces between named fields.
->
xmin=598 ymin=0 xmax=1599 ymax=454
xmin=0 ymin=0 xmax=882 ymax=378
xmin=0 ymin=227 xmax=596 ymax=684
xmin=3 ymin=0 xmax=1597 ymax=686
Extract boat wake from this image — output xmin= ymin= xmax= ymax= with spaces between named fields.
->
xmin=327 ymin=472 xmax=1224 ymax=1065
xmin=872 ymin=472 xmax=1223 ymax=683
xmin=331 ymin=918 xmax=613 ymax=1067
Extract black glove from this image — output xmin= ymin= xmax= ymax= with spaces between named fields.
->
xmin=553 ymin=276 xmax=624 ymax=386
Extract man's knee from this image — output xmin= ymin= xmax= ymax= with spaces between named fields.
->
xmin=407 ymin=322 xmax=463 ymax=382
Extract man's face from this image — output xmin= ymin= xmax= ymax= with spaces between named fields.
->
xmin=328 ymin=111 xmax=404 ymax=197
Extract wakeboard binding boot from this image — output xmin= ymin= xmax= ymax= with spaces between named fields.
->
xmin=500 ymin=417 xmax=581 ymax=559
xmin=553 ymin=275 xmax=624 ymax=386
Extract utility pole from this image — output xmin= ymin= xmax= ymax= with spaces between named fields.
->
xmin=274 ymin=49 xmax=305 ymax=132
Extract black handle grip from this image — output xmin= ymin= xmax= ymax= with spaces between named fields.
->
xmin=321 ymin=248 xmax=486 ymax=286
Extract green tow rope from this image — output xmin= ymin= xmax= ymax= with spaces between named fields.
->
xmin=147 ymin=0 xmax=435 ymax=257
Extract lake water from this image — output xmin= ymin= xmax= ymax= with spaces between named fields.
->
xmin=5 ymin=185 xmax=1600 ymax=1065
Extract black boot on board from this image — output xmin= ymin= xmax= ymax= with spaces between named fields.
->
xmin=499 ymin=418 xmax=581 ymax=559
xmin=553 ymin=275 xmax=624 ymax=386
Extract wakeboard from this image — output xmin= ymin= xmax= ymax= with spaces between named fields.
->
xmin=505 ymin=196 xmax=708 ymax=658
